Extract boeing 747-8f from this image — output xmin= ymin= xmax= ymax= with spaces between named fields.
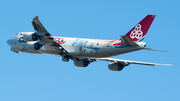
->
xmin=7 ymin=15 xmax=171 ymax=71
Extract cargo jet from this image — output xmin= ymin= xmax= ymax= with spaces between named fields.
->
xmin=7 ymin=15 xmax=171 ymax=71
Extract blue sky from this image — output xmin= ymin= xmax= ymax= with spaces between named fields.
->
xmin=1 ymin=0 xmax=179 ymax=101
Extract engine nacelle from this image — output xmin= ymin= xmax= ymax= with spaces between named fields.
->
xmin=74 ymin=60 xmax=90 ymax=67
xmin=23 ymin=32 xmax=40 ymax=41
xmin=26 ymin=42 xmax=42 ymax=50
xmin=108 ymin=62 xmax=124 ymax=71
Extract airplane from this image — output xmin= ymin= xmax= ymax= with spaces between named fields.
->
xmin=7 ymin=14 xmax=171 ymax=71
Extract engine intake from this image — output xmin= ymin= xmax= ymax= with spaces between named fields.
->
xmin=23 ymin=32 xmax=40 ymax=41
xmin=108 ymin=62 xmax=124 ymax=71
xmin=74 ymin=60 xmax=90 ymax=67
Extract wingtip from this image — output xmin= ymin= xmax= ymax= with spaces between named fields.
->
xmin=156 ymin=64 xmax=173 ymax=66
xmin=143 ymin=48 xmax=168 ymax=52
xmin=32 ymin=16 xmax=39 ymax=21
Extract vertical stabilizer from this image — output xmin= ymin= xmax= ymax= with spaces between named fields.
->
xmin=125 ymin=15 xmax=156 ymax=42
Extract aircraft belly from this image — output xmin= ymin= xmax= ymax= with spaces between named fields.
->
xmin=104 ymin=47 xmax=140 ymax=57
xmin=40 ymin=51 xmax=59 ymax=55
xmin=76 ymin=47 xmax=140 ymax=58
xmin=63 ymin=46 xmax=81 ymax=56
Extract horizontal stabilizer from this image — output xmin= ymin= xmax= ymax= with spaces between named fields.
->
xmin=121 ymin=35 xmax=138 ymax=47
xmin=143 ymin=48 xmax=168 ymax=52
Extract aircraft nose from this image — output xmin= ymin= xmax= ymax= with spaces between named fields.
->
xmin=7 ymin=38 xmax=15 ymax=47
xmin=7 ymin=39 xmax=11 ymax=46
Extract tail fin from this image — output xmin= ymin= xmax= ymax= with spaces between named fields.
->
xmin=125 ymin=14 xmax=156 ymax=42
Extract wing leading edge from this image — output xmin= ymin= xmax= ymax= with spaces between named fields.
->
xmin=88 ymin=57 xmax=172 ymax=66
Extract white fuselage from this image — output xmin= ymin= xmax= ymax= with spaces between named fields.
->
xmin=7 ymin=33 xmax=144 ymax=58
xmin=53 ymin=37 xmax=141 ymax=58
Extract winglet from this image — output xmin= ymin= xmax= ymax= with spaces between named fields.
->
xmin=121 ymin=35 xmax=138 ymax=47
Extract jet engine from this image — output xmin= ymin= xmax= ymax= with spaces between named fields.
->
xmin=23 ymin=32 xmax=40 ymax=41
xmin=26 ymin=42 xmax=42 ymax=50
xmin=108 ymin=62 xmax=124 ymax=71
xmin=74 ymin=60 xmax=90 ymax=67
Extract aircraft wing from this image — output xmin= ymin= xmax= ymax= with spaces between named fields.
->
xmin=32 ymin=16 xmax=68 ymax=56
xmin=32 ymin=16 xmax=54 ymax=41
xmin=88 ymin=57 xmax=172 ymax=66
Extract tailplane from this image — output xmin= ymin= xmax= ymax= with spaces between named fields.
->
xmin=125 ymin=15 xmax=156 ymax=42
xmin=121 ymin=35 xmax=138 ymax=47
